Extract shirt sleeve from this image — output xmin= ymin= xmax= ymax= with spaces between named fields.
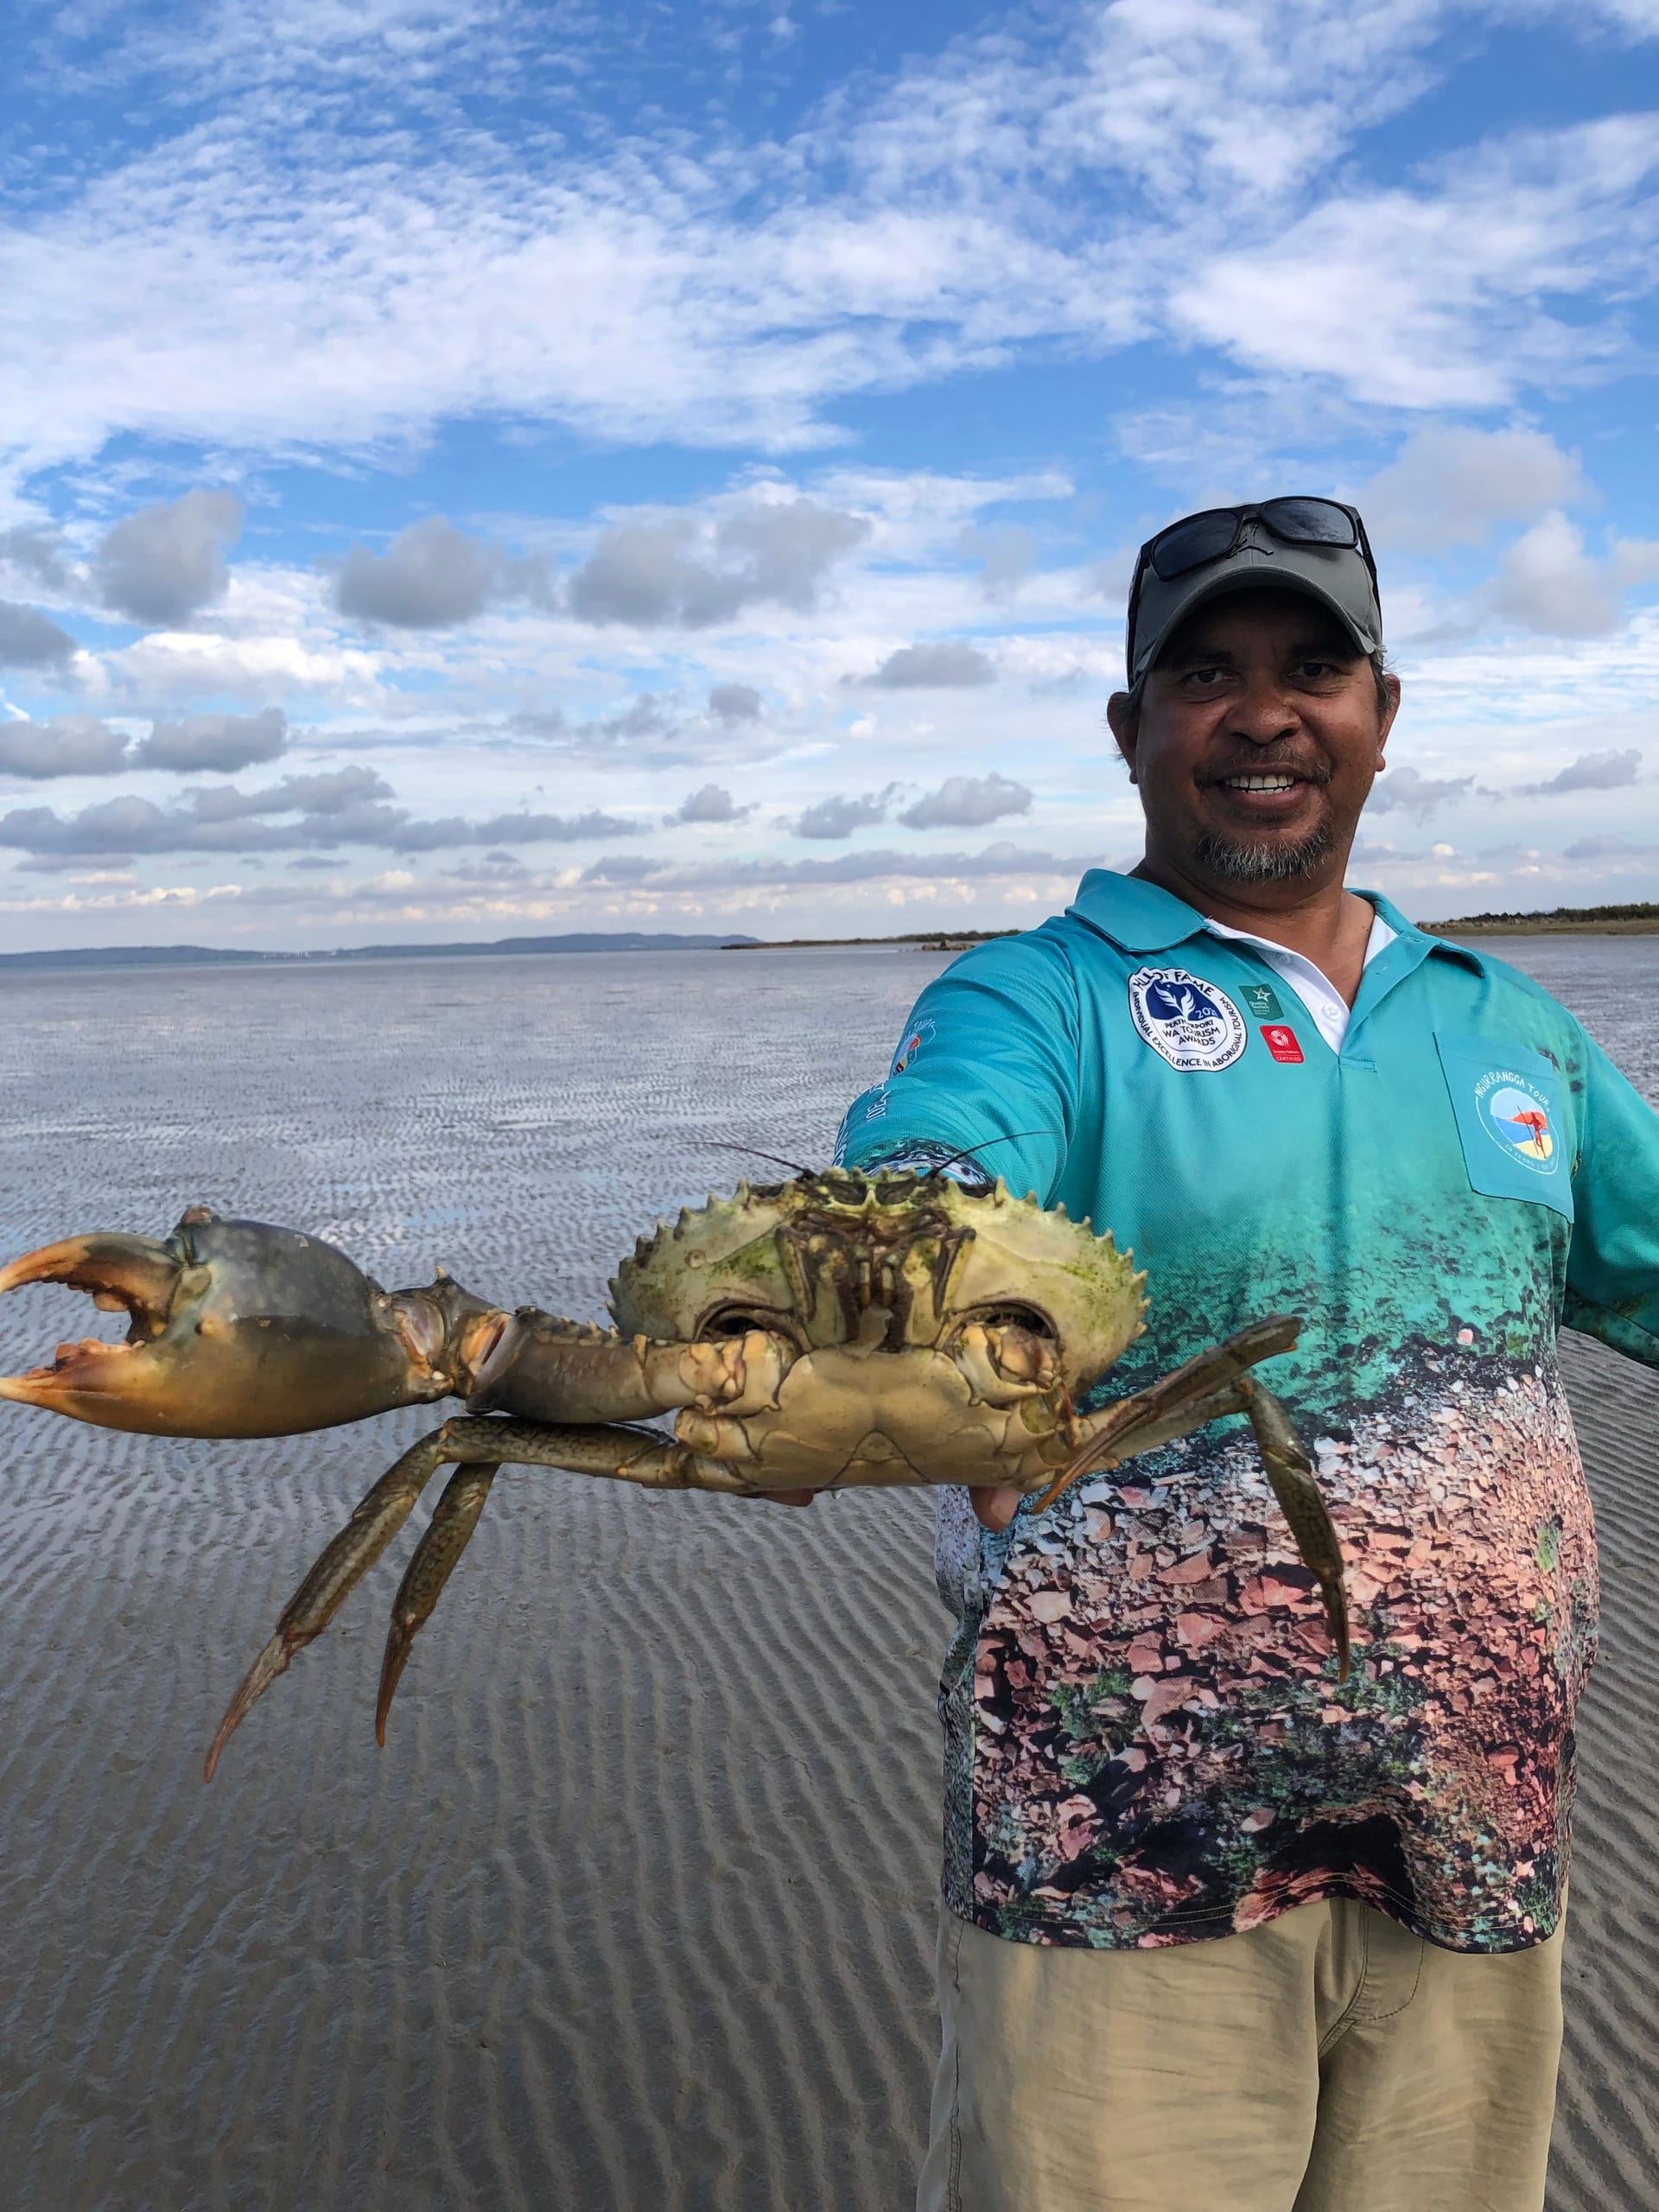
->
xmin=833 ymin=930 xmax=1081 ymax=1206
xmin=1563 ymin=1030 xmax=1659 ymax=1364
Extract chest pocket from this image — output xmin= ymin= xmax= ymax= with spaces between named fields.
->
xmin=1433 ymin=1030 xmax=1573 ymax=1223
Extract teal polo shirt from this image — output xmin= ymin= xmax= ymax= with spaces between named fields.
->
xmin=836 ymin=868 xmax=1659 ymax=1954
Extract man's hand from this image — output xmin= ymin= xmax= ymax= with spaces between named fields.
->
xmin=969 ymin=1485 xmax=1022 ymax=1532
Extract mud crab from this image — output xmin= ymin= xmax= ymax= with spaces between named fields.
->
xmin=0 ymin=1170 xmax=1347 ymax=1777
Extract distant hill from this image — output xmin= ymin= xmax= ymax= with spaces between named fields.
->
xmin=1423 ymin=902 xmax=1659 ymax=938
xmin=0 ymin=931 xmax=761 ymax=971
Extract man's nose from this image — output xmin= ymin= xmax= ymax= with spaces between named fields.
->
xmin=1226 ymin=678 xmax=1300 ymax=746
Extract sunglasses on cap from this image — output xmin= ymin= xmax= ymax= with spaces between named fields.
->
xmin=1141 ymin=498 xmax=1375 ymax=584
xmin=1125 ymin=498 xmax=1379 ymax=683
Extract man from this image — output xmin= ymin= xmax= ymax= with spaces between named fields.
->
xmin=830 ymin=499 xmax=1659 ymax=2211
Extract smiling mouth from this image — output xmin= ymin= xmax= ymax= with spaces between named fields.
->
xmin=1214 ymin=771 xmax=1306 ymax=793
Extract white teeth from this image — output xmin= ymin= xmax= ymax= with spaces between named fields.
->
xmin=1221 ymin=772 xmax=1300 ymax=791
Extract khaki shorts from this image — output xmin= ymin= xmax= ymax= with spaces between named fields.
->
xmin=917 ymin=1898 xmax=1564 ymax=2212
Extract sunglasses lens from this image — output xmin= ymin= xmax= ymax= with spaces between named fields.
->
xmin=1149 ymin=512 xmax=1240 ymax=579
xmin=1258 ymin=498 xmax=1356 ymax=546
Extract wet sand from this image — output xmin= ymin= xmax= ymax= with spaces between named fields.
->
xmin=0 ymin=938 xmax=1652 ymax=2209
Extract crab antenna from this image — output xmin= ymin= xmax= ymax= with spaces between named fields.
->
xmin=705 ymin=1139 xmax=819 ymax=1177
xmin=929 ymin=1130 xmax=1060 ymax=1177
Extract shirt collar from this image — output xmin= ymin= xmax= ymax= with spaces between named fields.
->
xmin=1065 ymin=868 xmax=1486 ymax=975
xmin=1065 ymin=868 xmax=1211 ymax=951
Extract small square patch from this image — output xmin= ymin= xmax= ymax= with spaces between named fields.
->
xmin=1260 ymin=1024 xmax=1304 ymax=1063
xmin=1242 ymin=979 xmax=1286 ymax=1020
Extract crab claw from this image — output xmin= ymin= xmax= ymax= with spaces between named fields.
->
xmin=0 ymin=1208 xmax=499 ymax=1439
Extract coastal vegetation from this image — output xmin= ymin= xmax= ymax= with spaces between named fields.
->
xmin=1423 ymin=904 xmax=1659 ymax=938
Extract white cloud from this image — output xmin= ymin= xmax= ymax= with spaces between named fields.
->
xmin=794 ymin=788 xmax=895 ymax=839
xmin=1364 ymin=764 xmax=1475 ymax=818
xmin=99 ymin=629 xmax=385 ymax=705
xmin=1360 ymin=427 xmax=1588 ymax=551
xmin=0 ymin=708 xmax=287 ymax=779
xmin=335 ymin=518 xmax=509 ymax=629
xmin=1521 ymin=747 xmax=1643 ymax=793
xmin=1172 ymin=116 xmax=1659 ymax=409
xmin=708 ymin=683 xmax=763 ymax=724
xmin=581 ymin=837 xmax=1087 ymax=891
xmin=0 ymin=771 xmax=641 ymax=858
xmin=94 ymin=491 xmax=245 ymax=625
xmin=959 ymin=523 xmax=1035 ymax=601
xmin=1490 ymin=512 xmax=1659 ymax=637
xmin=133 ymin=707 xmax=289 ymax=772
xmin=862 ymin=641 xmax=995 ymax=689
xmin=666 ymin=784 xmax=750 ymax=824
xmin=6 ymin=9 xmax=1656 ymax=491
xmin=0 ymin=715 xmax=130 ymax=779
xmin=0 ymin=601 xmax=77 ymax=667
xmin=567 ymin=499 xmax=868 ymax=627
xmin=0 ymin=528 xmax=73 ymax=593
xmin=1563 ymin=833 xmax=1657 ymax=859
xmin=899 ymin=771 xmax=1032 ymax=830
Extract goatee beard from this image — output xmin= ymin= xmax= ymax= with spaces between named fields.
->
xmin=1194 ymin=821 xmax=1335 ymax=884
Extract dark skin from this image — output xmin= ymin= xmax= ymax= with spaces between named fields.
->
xmin=1108 ymin=585 xmax=1400 ymax=1001
xmin=769 ymin=584 xmax=1402 ymax=1522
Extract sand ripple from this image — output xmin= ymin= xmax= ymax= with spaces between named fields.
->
xmin=0 ymin=946 xmax=1649 ymax=2209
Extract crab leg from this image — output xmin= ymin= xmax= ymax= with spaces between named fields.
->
xmin=1236 ymin=1375 xmax=1350 ymax=1680
xmin=1031 ymin=1315 xmax=1349 ymax=1680
xmin=375 ymin=1462 xmax=499 ymax=1745
xmin=204 ymin=1416 xmax=754 ymax=1777
xmin=203 ymin=1432 xmax=453 ymax=1779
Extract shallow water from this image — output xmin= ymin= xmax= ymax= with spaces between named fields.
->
xmin=0 ymin=937 xmax=1651 ymax=2211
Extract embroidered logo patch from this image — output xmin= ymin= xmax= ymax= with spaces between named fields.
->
xmin=1260 ymin=1024 xmax=1304 ymax=1064
xmin=1128 ymin=968 xmax=1247 ymax=1072
xmin=890 ymin=1016 xmax=936 ymax=1077
xmin=1433 ymin=1031 xmax=1573 ymax=1222
xmin=1476 ymin=1071 xmax=1557 ymax=1172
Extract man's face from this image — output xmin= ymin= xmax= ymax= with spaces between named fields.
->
xmin=1108 ymin=587 xmax=1399 ymax=894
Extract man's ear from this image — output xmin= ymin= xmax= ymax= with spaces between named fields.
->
xmin=1377 ymin=671 xmax=1402 ymax=765
xmin=1106 ymin=690 xmax=1140 ymax=783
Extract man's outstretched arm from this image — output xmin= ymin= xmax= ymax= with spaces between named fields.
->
xmin=1564 ymin=1029 xmax=1659 ymax=1363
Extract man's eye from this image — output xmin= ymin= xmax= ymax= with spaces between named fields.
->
xmin=1185 ymin=666 xmax=1228 ymax=687
xmin=1294 ymin=660 xmax=1337 ymax=679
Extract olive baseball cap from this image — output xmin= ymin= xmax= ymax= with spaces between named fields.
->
xmin=1125 ymin=498 xmax=1382 ymax=689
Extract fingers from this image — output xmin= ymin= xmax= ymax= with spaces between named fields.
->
xmin=969 ymin=1484 xmax=1022 ymax=1532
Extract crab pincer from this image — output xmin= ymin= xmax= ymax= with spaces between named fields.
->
xmin=0 ymin=1207 xmax=499 ymax=1437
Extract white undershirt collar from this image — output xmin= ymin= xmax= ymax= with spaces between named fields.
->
xmin=1202 ymin=906 xmax=1396 ymax=1052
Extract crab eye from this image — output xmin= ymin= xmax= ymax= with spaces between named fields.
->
xmin=697 ymin=1303 xmax=798 ymax=1344
xmin=966 ymin=1303 xmax=1058 ymax=1342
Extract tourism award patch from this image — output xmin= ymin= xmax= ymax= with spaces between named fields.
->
xmin=1433 ymin=1031 xmax=1573 ymax=1221
xmin=1128 ymin=968 xmax=1247 ymax=1072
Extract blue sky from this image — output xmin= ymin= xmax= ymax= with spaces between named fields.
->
xmin=2 ymin=0 xmax=1657 ymax=950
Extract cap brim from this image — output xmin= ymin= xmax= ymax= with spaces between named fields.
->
xmin=1128 ymin=544 xmax=1380 ymax=687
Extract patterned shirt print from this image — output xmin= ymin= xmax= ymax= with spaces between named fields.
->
xmin=839 ymin=871 xmax=1659 ymax=1953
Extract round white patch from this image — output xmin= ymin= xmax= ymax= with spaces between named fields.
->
xmin=1128 ymin=967 xmax=1248 ymax=1072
